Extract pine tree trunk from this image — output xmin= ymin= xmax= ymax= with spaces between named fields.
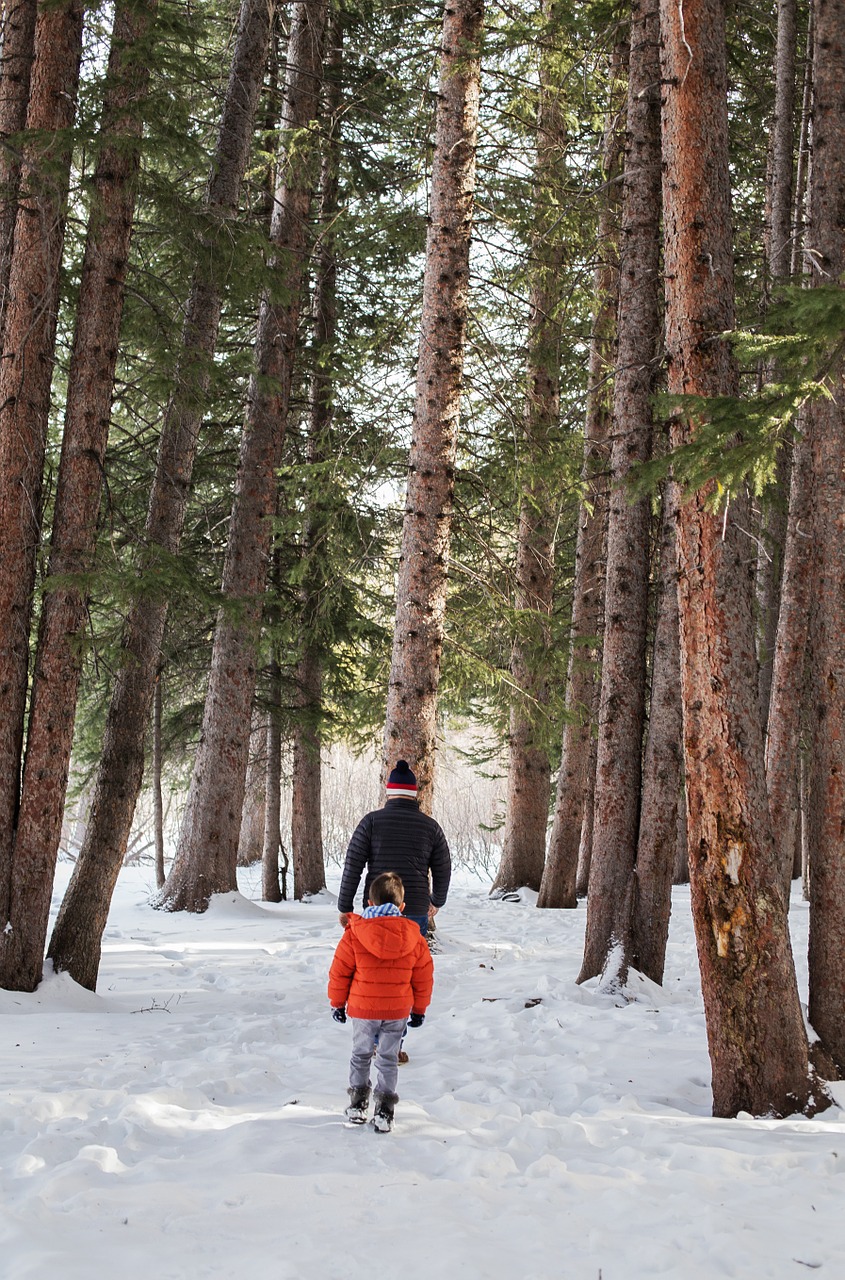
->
xmin=659 ymin=0 xmax=812 ymax=1117
xmin=631 ymin=482 xmax=683 ymax=984
xmin=0 ymin=0 xmax=155 ymax=993
xmin=0 ymin=0 xmax=83 ymax=949
xmin=765 ymin=422 xmax=812 ymax=897
xmin=575 ymin=739 xmax=598 ymax=897
xmin=291 ymin=13 xmax=342 ymax=901
xmin=153 ymin=673 xmax=165 ymax=890
xmin=238 ymin=717 xmax=267 ymax=866
xmin=537 ymin=39 xmax=626 ymax=910
xmin=578 ymin=0 xmax=662 ymax=984
xmin=755 ymin=0 xmax=798 ymax=727
xmin=262 ymin=668 xmax=283 ymax=904
xmin=381 ymin=0 xmax=483 ymax=813
xmin=0 ymin=0 xmax=38 ymax=337
xmin=47 ymin=0 xmax=275 ymax=987
xmin=805 ymin=0 xmax=845 ymax=1075
xmin=673 ymin=790 xmax=689 ymax=884
xmin=161 ymin=0 xmax=328 ymax=912
xmin=292 ymin=646 xmax=324 ymax=897
xmin=492 ymin=5 xmax=562 ymax=895
xmin=790 ymin=5 xmax=813 ymax=280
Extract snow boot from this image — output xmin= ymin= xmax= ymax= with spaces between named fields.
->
xmin=372 ymin=1091 xmax=398 ymax=1133
xmin=345 ymin=1085 xmax=371 ymax=1124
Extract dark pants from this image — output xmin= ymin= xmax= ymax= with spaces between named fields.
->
xmin=406 ymin=914 xmax=429 ymax=938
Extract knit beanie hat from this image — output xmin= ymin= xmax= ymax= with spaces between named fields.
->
xmin=386 ymin=759 xmax=418 ymax=800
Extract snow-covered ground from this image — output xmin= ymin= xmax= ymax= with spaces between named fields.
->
xmin=2 ymin=864 xmax=844 ymax=1279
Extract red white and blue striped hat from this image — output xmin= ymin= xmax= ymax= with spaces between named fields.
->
xmin=386 ymin=759 xmax=418 ymax=800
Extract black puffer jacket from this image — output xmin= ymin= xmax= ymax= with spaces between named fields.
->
xmin=337 ymin=798 xmax=451 ymax=918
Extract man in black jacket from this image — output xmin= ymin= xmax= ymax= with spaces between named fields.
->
xmin=337 ymin=760 xmax=451 ymax=938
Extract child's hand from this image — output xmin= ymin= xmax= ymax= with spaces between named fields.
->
xmin=408 ymin=1012 xmax=425 ymax=1028
xmin=331 ymin=1006 xmax=347 ymax=1024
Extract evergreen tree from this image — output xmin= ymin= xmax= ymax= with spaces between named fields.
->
xmin=381 ymin=0 xmax=484 ymax=811
xmin=805 ymin=0 xmax=845 ymax=1076
xmin=1 ymin=0 xmax=157 ymax=992
xmin=161 ymin=0 xmax=330 ymax=912
xmin=0 ymin=0 xmax=85 ymax=969
xmin=659 ymin=0 xmax=813 ymax=1118
xmin=578 ymin=0 xmax=662 ymax=985
xmin=49 ymin=0 xmax=277 ymax=984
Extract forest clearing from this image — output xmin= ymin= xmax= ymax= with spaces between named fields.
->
xmin=1 ymin=861 xmax=844 ymax=1280
xmin=1 ymin=0 xmax=844 ymax=1205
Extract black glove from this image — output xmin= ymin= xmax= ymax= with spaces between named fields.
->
xmin=408 ymin=1012 xmax=425 ymax=1028
xmin=332 ymin=1006 xmax=347 ymax=1024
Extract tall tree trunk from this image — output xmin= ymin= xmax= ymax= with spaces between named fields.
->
xmin=161 ymin=0 xmax=328 ymax=912
xmin=47 ymin=0 xmax=276 ymax=987
xmin=262 ymin=664 xmax=283 ymax=903
xmin=631 ymin=481 xmax=683 ymax=984
xmin=765 ymin=422 xmax=812 ymax=897
xmin=292 ymin=647 xmax=324 ymax=897
xmin=0 ymin=0 xmax=155 ymax=993
xmin=805 ymin=0 xmax=845 ymax=1075
xmin=765 ymin=0 xmax=798 ymax=290
xmin=755 ymin=0 xmax=798 ymax=728
xmin=0 ymin=0 xmax=37 ymax=336
xmin=659 ymin=0 xmax=813 ymax=1117
xmin=790 ymin=4 xmax=813 ymax=281
xmin=291 ymin=11 xmax=343 ymax=901
xmin=673 ymin=787 xmax=689 ymax=884
xmin=238 ymin=716 xmax=267 ymax=866
xmin=153 ymin=672 xmax=165 ymax=890
xmin=0 ymin=0 xmax=83 ymax=943
xmin=537 ymin=38 xmax=626 ymax=910
xmin=492 ymin=2 xmax=562 ymax=895
xmin=574 ymin=739 xmax=598 ymax=897
xmin=578 ymin=0 xmax=662 ymax=984
xmin=381 ymin=0 xmax=483 ymax=813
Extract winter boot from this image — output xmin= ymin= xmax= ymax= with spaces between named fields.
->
xmin=372 ymin=1091 xmax=398 ymax=1133
xmin=345 ymin=1085 xmax=371 ymax=1124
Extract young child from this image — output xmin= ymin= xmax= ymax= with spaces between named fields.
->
xmin=328 ymin=870 xmax=433 ymax=1132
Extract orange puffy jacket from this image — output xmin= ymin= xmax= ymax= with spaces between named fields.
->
xmin=328 ymin=914 xmax=433 ymax=1021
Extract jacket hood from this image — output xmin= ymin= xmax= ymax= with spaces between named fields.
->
xmin=347 ymin=914 xmax=422 ymax=960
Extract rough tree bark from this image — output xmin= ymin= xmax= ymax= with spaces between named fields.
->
xmin=805 ymin=0 xmax=845 ymax=1075
xmin=381 ymin=0 xmax=483 ymax=813
xmin=0 ymin=0 xmax=155 ymax=994
xmin=492 ymin=3 xmax=562 ymax=895
xmin=765 ymin=422 xmax=812 ymax=897
xmin=537 ymin=38 xmax=626 ymax=910
xmin=0 ymin=0 xmax=84 ymax=948
xmin=659 ymin=0 xmax=813 ymax=1117
xmin=755 ymin=0 xmax=798 ymax=727
xmin=161 ymin=0 xmax=328 ymax=912
xmin=0 ymin=0 xmax=38 ymax=336
xmin=790 ymin=4 xmax=813 ymax=281
xmin=48 ymin=0 xmax=276 ymax=986
xmin=262 ymin=662 xmax=283 ymax=904
xmin=237 ymin=717 xmax=267 ymax=866
xmin=578 ymin=0 xmax=662 ymax=984
xmin=631 ymin=481 xmax=683 ymax=984
xmin=291 ymin=12 xmax=344 ymax=900
xmin=153 ymin=673 xmax=165 ymax=890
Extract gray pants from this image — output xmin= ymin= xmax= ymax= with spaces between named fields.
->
xmin=349 ymin=1017 xmax=407 ymax=1096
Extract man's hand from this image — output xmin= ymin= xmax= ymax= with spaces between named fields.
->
xmin=338 ymin=912 xmax=351 ymax=927
xmin=428 ymin=904 xmax=439 ymax=919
